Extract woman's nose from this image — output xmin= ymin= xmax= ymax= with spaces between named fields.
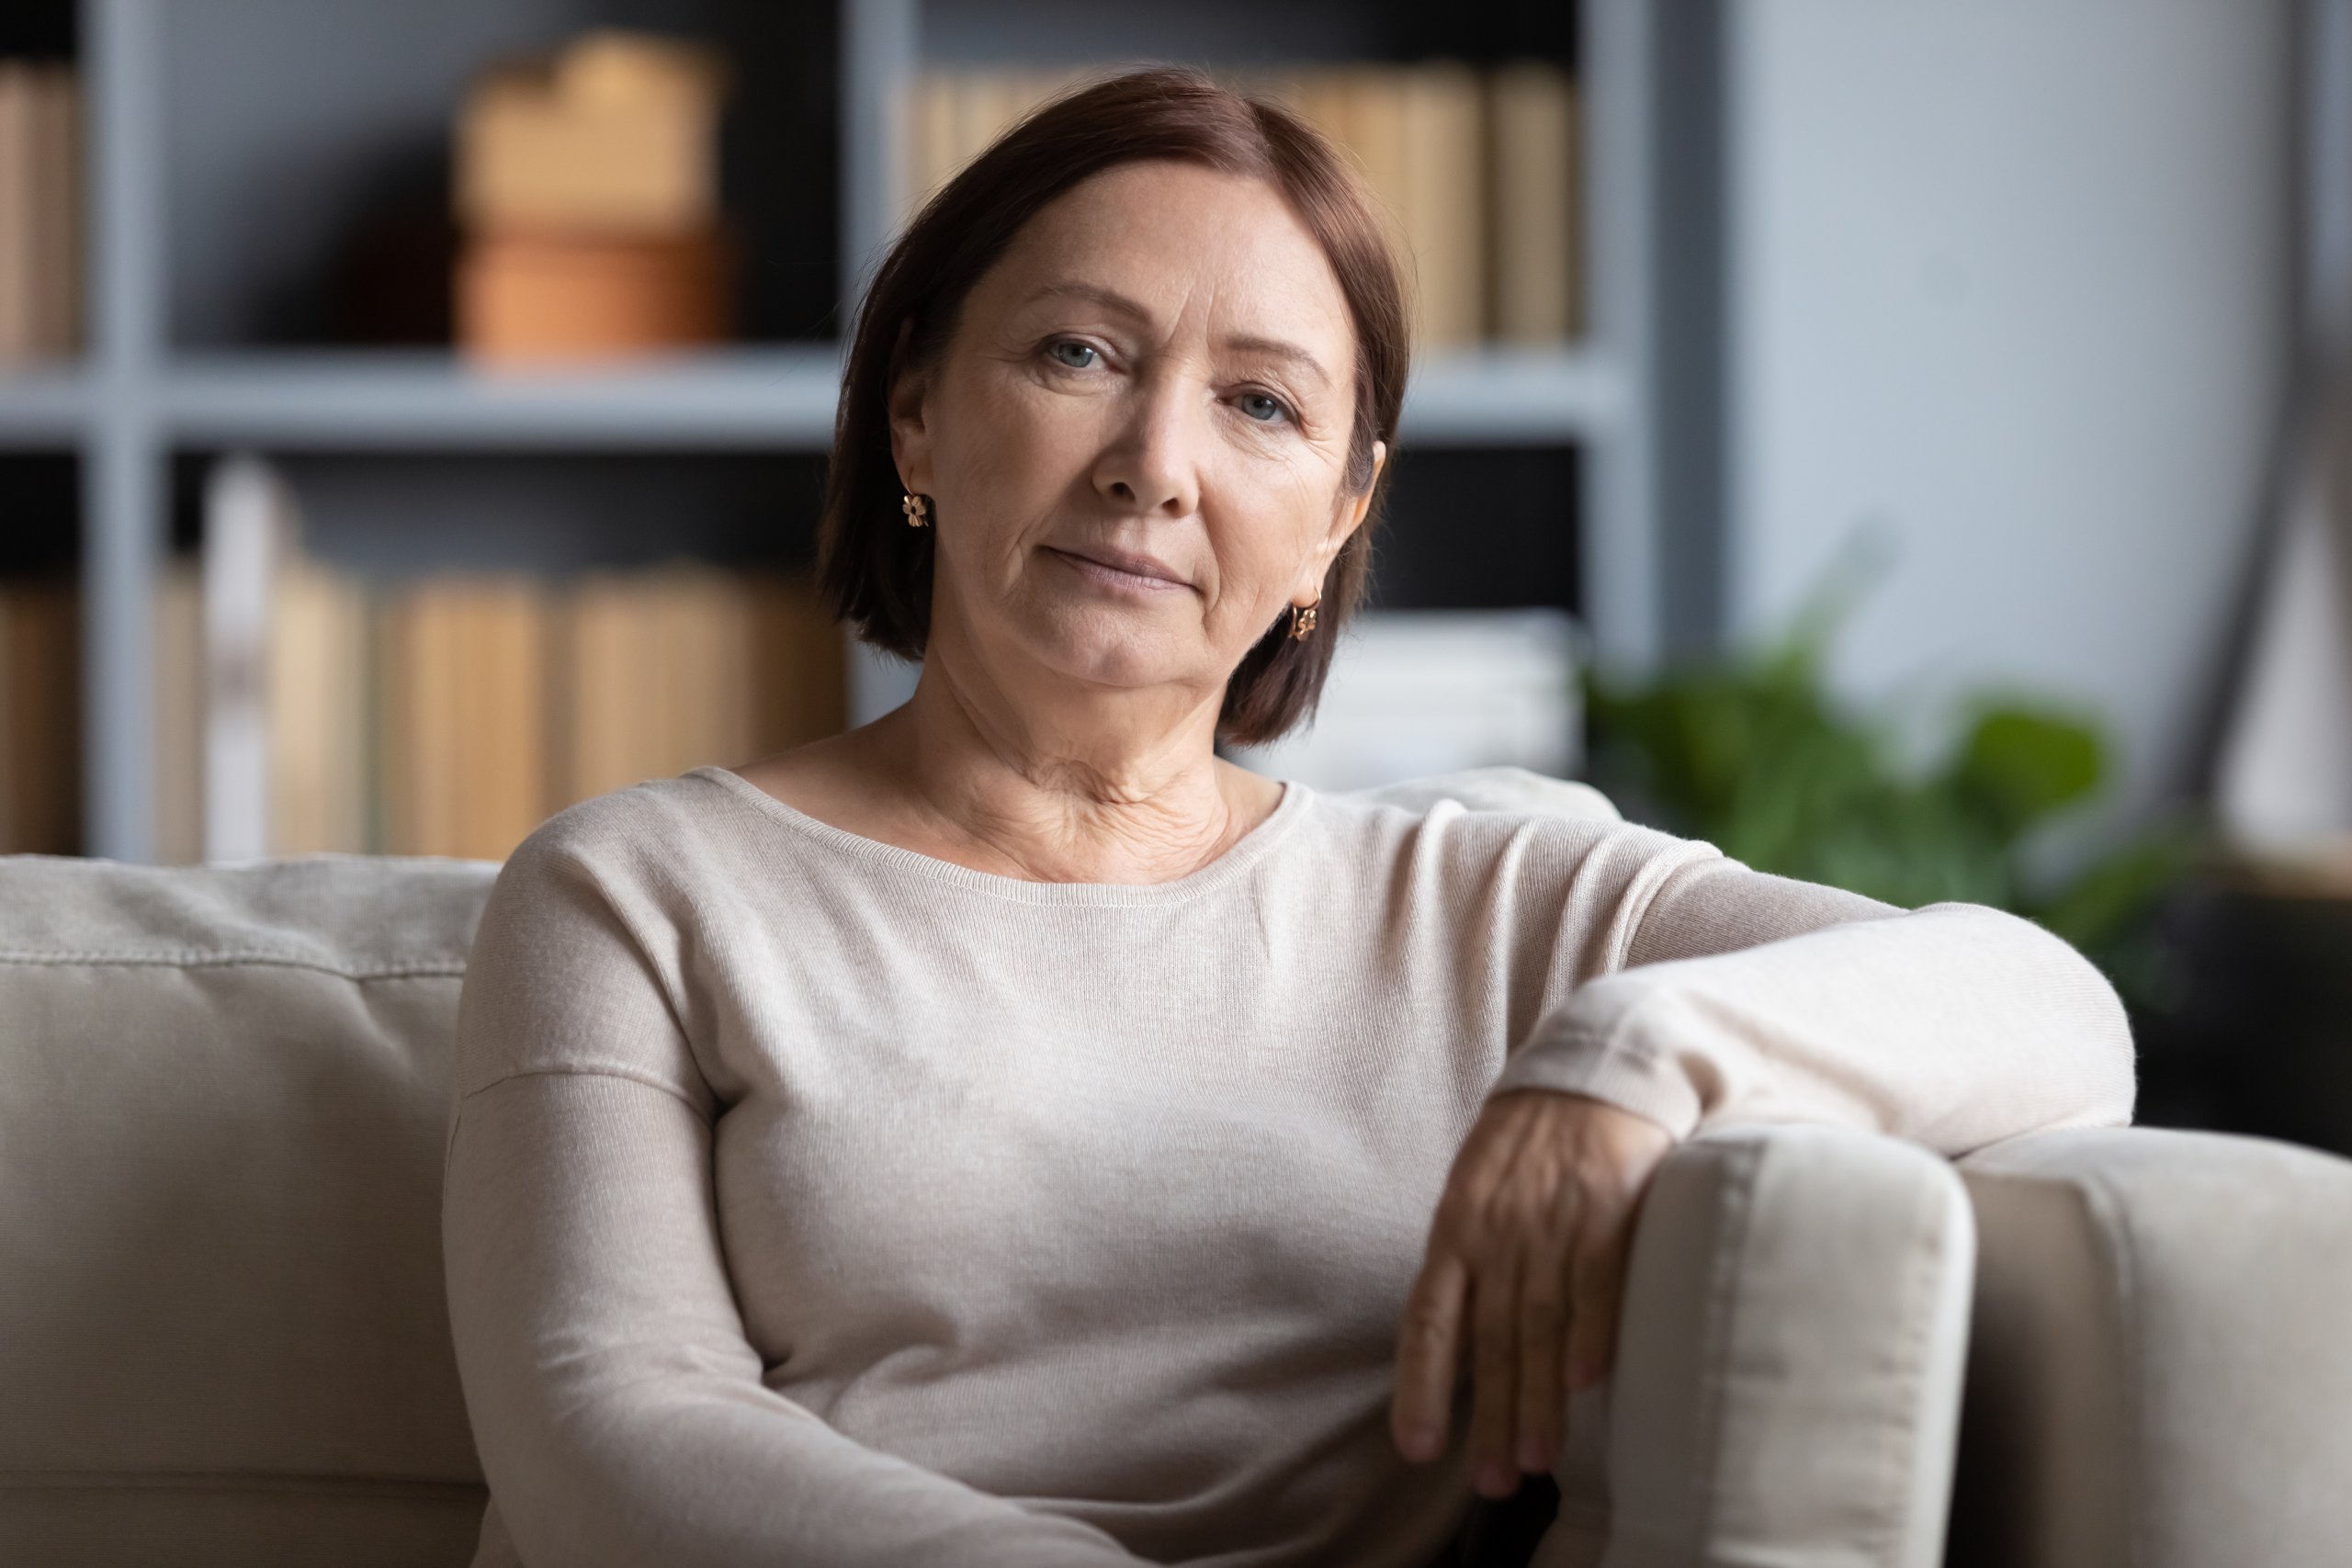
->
xmin=1093 ymin=375 xmax=1204 ymax=518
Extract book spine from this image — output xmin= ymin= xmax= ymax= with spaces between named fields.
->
xmin=0 ymin=63 xmax=32 ymax=363
xmin=201 ymin=455 xmax=293 ymax=863
xmin=153 ymin=558 xmax=206 ymax=863
xmin=1490 ymin=63 xmax=1578 ymax=344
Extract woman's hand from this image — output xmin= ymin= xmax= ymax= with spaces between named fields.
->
xmin=1390 ymin=1089 xmax=1677 ymax=1497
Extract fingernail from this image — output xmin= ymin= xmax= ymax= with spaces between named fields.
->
xmin=1397 ymin=1421 xmax=1440 ymax=1462
xmin=1518 ymin=1433 xmax=1548 ymax=1472
xmin=1476 ymin=1460 xmax=1518 ymax=1497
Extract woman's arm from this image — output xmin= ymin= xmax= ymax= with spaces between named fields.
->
xmin=1490 ymin=852 xmax=2137 ymax=1151
xmin=442 ymin=834 xmax=1147 ymax=1568
xmin=1391 ymin=839 xmax=2133 ymax=1503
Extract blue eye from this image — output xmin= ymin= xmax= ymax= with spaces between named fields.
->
xmin=1050 ymin=340 xmax=1098 ymax=369
xmin=1238 ymin=390 xmax=1289 ymax=423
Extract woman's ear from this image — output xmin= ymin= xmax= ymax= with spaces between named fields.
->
xmin=1296 ymin=439 xmax=1388 ymax=604
xmin=886 ymin=318 xmax=934 ymax=494
xmin=1316 ymin=437 xmax=1388 ymax=564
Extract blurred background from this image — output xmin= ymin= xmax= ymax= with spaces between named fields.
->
xmin=0 ymin=0 xmax=2346 ymax=1154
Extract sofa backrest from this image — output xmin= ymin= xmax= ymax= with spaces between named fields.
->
xmin=0 ymin=852 xmax=499 ymax=1568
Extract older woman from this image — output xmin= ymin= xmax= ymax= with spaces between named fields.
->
xmin=441 ymin=67 xmax=2132 ymax=1568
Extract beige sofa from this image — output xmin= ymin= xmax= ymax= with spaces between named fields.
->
xmin=3 ymin=816 xmax=2347 ymax=1565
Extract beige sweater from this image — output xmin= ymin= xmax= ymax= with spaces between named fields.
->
xmin=441 ymin=764 xmax=2133 ymax=1567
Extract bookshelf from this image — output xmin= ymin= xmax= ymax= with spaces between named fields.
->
xmin=0 ymin=0 xmax=1692 ymax=863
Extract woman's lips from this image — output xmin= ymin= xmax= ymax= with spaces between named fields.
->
xmin=1046 ymin=545 xmax=1193 ymax=594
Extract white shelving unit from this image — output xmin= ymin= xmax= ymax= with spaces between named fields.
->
xmin=0 ymin=0 xmax=1679 ymax=862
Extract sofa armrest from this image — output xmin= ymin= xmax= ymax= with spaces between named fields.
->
xmin=1948 ymin=1127 xmax=2352 ymax=1568
xmin=1534 ymin=1124 xmax=1975 ymax=1568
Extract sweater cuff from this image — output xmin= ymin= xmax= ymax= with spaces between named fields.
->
xmin=1489 ymin=990 xmax=1708 ymax=1140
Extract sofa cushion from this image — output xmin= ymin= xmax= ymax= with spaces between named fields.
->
xmin=1534 ymin=1123 xmax=1976 ymax=1568
xmin=1950 ymin=1127 xmax=2352 ymax=1568
xmin=0 ymin=852 xmax=498 ymax=1568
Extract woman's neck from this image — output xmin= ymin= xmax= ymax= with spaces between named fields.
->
xmin=741 ymin=642 xmax=1284 ymax=887
xmin=858 ymin=655 xmax=1277 ymax=885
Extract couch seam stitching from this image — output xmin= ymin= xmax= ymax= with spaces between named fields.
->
xmin=1684 ymin=1135 xmax=1759 ymax=1554
xmin=1868 ymin=1168 xmax=1946 ymax=1565
xmin=0 ymin=1470 xmax=483 ymax=1494
xmin=2076 ymin=1169 xmax=2146 ymax=1568
xmin=0 ymin=949 xmax=467 ymax=980
xmin=458 ymin=1063 xmax=711 ymax=1118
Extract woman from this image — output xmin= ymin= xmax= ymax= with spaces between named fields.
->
xmin=441 ymin=67 xmax=2132 ymax=1567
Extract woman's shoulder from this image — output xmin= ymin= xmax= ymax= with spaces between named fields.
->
xmin=1320 ymin=765 xmax=1624 ymax=826
xmin=1292 ymin=765 xmax=1717 ymax=892
xmin=499 ymin=764 xmax=788 ymax=901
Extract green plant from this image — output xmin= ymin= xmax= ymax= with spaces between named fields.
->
xmin=1580 ymin=590 xmax=2198 ymax=1009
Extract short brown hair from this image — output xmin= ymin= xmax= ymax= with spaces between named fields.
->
xmin=817 ymin=65 xmax=1410 ymax=746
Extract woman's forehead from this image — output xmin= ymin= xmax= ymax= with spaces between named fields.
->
xmin=979 ymin=162 xmax=1357 ymax=353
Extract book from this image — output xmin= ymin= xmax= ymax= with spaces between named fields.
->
xmin=1261 ymin=64 xmax=1487 ymax=352
xmin=1398 ymin=62 xmax=1486 ymax=352
xmin=744 ymin=570 xmax=846 ymax=751
xmin=0 ymin=62 xmax=80 ymax=364
xmin=458 ymin=31 xmax=728 ymax=236
xmin=153 ymin=558 xmax=205 ymax=864
xmin=379 ymin=575 xmax=551 ymax=863
xmin=0 ymin=575 xmax=81 ymax=855
xmin=201 ymin=455 xmax=290 ymax=863
xmin=457 ymin=227 xmax=732 ymax=364
xmin=904 ymin=71 xmax=961 ymax=215
xmin=269 ymin=555 xmax=371 ymax=856
xmin=551 ymin=567 xmax=647 ymax=810
xmin=1489 ymin=62 xmax=1579 ymax=344
xmin=552 ymin=563 xmax=846 ymax=809
xmin=30 ymin=62 xmax=77 ymax=355
xmin=0 ymin=62 xmax=34 ymax=363
xmin=899 ymin=68 xmax=1095 ymax=224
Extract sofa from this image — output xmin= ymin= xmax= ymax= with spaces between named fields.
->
xmin=4 ymin=777 xmax=2348 ymax=1567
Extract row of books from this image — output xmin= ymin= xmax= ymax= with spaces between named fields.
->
xmin=0 ymin=61 xmax=80 ymax=366
xmin=0 ymin=571 xmax=1580 ymax=860
xmin=152 ymin=457 xmax=846 ymax=865
xmin=903 ymin=62 xmax=1580 ymax=350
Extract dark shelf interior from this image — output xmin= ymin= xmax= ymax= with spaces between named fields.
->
xmin=1369 ymin=446 xmax=1580 ymax=617
xmin=0 ymin=2 xmax=75 ymax=62
xmin=161 ymin=0 xmax=840 ymax=350
xmin=168 ymin=447 xmax=829 ymax=581
xmin=920 ymin=0 xmax=1574 ymax=69
xmin=0 ymin=453 xmax=80 ymax=578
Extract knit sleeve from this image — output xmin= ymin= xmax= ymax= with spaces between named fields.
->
xmin=1487 ymin=848 xmax=2136 ymax=1156
xmin=441 ymin=829 xmax=1149 ymax=1568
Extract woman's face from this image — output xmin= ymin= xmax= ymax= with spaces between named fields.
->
xmin=889 ymin=159 xmax=1384 ymax=707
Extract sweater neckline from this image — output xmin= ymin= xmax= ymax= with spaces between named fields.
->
xmin=683 ymin=762 xmax=1315 ymax=906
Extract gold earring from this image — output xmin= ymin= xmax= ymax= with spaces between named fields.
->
xmin=901 ymin=491 xmax=930 ymax=528
xmin=1290 ymin=599 xmax=1319 ymax=640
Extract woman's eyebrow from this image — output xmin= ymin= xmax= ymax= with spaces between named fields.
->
xmin=1223 ymin=334 xmax=1330 ymax=389
xmin=1019 ymin=281 xmax=1331 ymax=389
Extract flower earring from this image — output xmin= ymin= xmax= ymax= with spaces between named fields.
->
xmin=901 ymin=491 xmax=931 ymax=528
xmin=1290 ymin=599 xmax=1319 ymax=640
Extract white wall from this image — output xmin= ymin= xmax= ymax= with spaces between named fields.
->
xmin=1725 ymin=0 xmax=2296 ymax=839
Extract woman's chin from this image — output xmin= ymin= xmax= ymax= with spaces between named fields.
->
xmin=1019 ymin=613 xmax=1204 ymax=694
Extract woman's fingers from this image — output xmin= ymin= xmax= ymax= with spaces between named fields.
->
xmin=1396 ymin=1092 xmax=1678 ymax=1491
xmin=1467 ymin=1237 xmax=1524 ymax=1496
xmin=1391 ymin=1250 xmax=1467 ymax=1462
xmin=1514 ymin=1204 xmax=1576 ymax=1473
xmin=1566 ymin=1209 xmax=1632 ymax=1391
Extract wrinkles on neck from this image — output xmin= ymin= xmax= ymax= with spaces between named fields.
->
xmin=880 ymin=647 xmax=1272 ymax=886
